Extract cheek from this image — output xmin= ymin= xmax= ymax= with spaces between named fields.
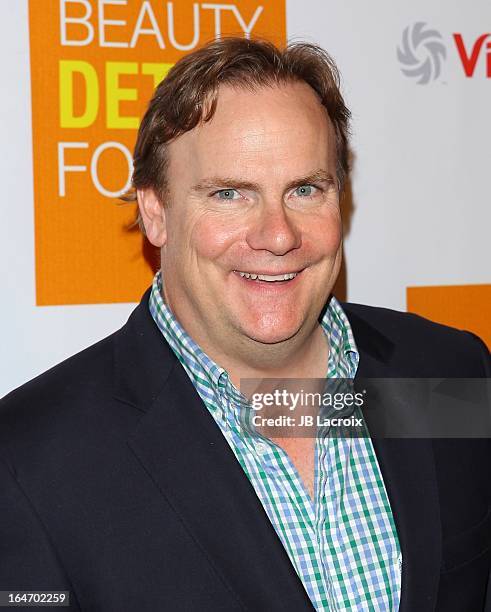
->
xmin=306 ymin=210 xmax=342 ymax=257
xmin=190 ymin=214 xmax=242 ymax=259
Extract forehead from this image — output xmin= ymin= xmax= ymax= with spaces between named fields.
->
xmin=167 ymin=81 xmax=336 ymax=182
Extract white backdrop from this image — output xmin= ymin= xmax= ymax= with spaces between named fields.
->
xmin=1 ymin=0 xmax=489 ymax=396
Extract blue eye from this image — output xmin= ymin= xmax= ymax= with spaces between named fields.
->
xmin=216 ymin=189 xmax=239 ymax=200
xmin=294 ymin=185 xmax=316 ymax=197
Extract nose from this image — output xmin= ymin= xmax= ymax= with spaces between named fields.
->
xmin=246 ymin=201 xmax=302 ymax=256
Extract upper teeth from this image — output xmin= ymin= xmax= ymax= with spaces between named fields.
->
xmin=238 ymin=271 xmax=298 ymax=281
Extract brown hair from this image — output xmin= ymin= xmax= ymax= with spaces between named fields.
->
xmin=126 ymin=36 xmax=351 ymax=233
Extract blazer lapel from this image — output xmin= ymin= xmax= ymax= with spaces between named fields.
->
xmin=346 ymin=308 xmax=442 ymax=612
xmin=116 ymin=290 xmax=314 ymax=611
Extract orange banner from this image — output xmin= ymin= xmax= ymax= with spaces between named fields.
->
xmin=407 ymin=284 xmax=491 ymax=349
xmin=29 ymin=0 xmax=286 ymax=305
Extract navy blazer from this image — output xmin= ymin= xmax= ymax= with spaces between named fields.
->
xmin=1 ymin=288 xmax=490 ymax=611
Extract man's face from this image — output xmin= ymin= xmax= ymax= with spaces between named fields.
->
xmin=142 ymin=81 xmax=342 ymax=355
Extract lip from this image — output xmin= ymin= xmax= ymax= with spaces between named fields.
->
xmin=232 ymin=269 xmax=304 ymax=276
xmin=232 ymin=268 xmax=304 ymax=291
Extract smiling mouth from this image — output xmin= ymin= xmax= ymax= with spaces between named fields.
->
xmin=233 ymin=270 xmax=301 ymax=282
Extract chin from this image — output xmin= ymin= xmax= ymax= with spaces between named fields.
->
xmin=242 ymin=321 xmax=302 ymax=345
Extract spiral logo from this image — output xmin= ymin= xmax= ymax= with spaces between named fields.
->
xmin=397 ymin=22 xmax=447 ymax=84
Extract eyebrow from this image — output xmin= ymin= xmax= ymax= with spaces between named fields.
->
xmin=191 ymin=169 xmax=336 ymax=193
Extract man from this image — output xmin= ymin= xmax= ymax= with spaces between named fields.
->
xmin=1 ymin=38 xmax=489 ymax=612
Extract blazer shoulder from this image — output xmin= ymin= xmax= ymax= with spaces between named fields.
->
xmin=0 ymin=291 xmax=169 ymax=465
xmin=341 ymin=301 xmax=490 ymax=376
xmin=0 ymin=331 xmax=118 ymax=449
xmin=343 ymin=301 xmax=463 ymax=338
xmin=2 ymin=331 xmax=116 ymax=403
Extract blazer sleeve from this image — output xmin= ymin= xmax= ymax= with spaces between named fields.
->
xmin=0 ymin=457 xmax=80 ymax=610
xmin=466 ymin=331 xmax=491 ymax=611
xmin=463 ymin=331 xmax=491 ymax=376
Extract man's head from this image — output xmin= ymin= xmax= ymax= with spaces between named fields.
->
xmin=133 ymin=37 xmax=351 ymax=365
xmin=132 ymin=38 xmax=350 ymax=218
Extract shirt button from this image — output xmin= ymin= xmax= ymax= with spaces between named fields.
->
xmin=256 ymin=442 xmax=268 ymax=455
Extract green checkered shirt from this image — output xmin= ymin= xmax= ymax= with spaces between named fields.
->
xmin=149 ymin=271 xmax=401 ymax=610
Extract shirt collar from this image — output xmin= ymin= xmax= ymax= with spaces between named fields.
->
xmin=148 ymin=271 xmax=226 ymax=389
xmin=148 ymin=270 xmax=359 ymax=395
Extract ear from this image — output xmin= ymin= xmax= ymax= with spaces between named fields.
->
xmin=137 ymin=188 xmax=167 ymax=247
